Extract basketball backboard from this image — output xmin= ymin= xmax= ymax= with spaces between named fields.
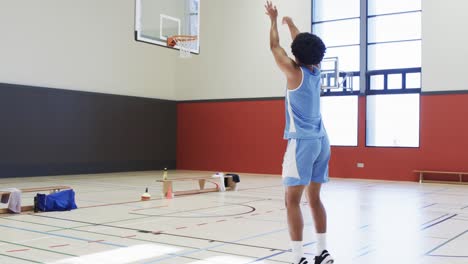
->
xmin=320 ymin=57 xmax=354 ymax=91
xmin=135 ymin=0 xmax=200 ymax=55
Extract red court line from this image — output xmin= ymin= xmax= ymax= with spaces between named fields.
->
xmin=49 ymin=244 xmax=70 ymax=248
xmin=80 ymin=199 xmax=162 ymax=209
xmin=131 ymin=205 xmax=168 ymax=212
xmin=197 ymin=223 xmax=208 ymax=226
xmin=216 ymin=220 xmax=227 ymax=222
xmin=7 ymin=249 xmax=30 ymax=253
xmin=88 ymin=240 xmax=105 ymax=243
xmin=176 ymin=226 xmax=187 ymax=230
xmin=122 ymin=235 xmax=137 ymax=238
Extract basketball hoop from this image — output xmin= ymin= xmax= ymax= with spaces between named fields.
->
xmin=167 ymin=35 xmax=198 ymax=58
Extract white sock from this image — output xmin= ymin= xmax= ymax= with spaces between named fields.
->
xmin=316 ymin=233 xmax=327 ymax=255
xmin=291 ymin=241 xmax=303 ymax=263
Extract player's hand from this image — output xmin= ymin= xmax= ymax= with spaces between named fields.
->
xmin=265 ymin=1 xmax=278 ymax=21
xmin=282 ymin=16 xmax=293 ymax=25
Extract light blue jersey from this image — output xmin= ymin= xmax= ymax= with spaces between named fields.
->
xmin=284 ymin=66 xmax=326 ymax=139
xmin=282 ymin=66 xmax=330 ymax=186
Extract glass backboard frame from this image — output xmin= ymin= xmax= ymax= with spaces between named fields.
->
xmin=134 ymin=0 xmax=200 ymax=55
xmin=321 ymin=57 xmax=354 ymax=91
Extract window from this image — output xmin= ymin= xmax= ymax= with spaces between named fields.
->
xmin=367 ymin=94 xmax=420 ymax=147
xmin=366 ymin=0 xmax=421 ymax=147
xmin=312 ymin=0 xmax=421 ymax=148
xmin=321 ymin=96 xmax=359 ymax=146
xmin=313 ymin=0 xmax=360 ymax=147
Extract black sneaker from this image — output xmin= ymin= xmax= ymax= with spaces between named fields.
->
xmin=293 ymin=257 xmax=308 ymax=264
xmin=314 ymin=250 xmax=334 ymax=264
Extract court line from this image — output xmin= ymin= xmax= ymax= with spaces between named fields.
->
xmin=6 ymin=249 xmax=30 ymax=253
xmin=140 ymin=217 xmax=316 ymax=264
xmin=425 ymin=230 xmax=467 ymax=256
xmin=420 ymin=213 xmax=450 ymax=226
xmin=30 ymin=214 xmax=291 ymax=251
xmin=422 ymin=188 xmax=452 ymax=196
xmin=79 ymin=198 xmax=163 ymax=209
xmin=427 ymin=254 xmax=468 ymax=258
xmin=421 ymin=203 xmax=437 ymax=209
xmin=0 ymin=238 xmax=77 ymax=257
xmin=0 ymin=253 xmax=42 ymax=263
xmin=0 ymin=224 xmax=125 ymax=248
xmin=40 ymin=215 xmax=156 ymax=233
xmin=2 ymin=217 xmax=287 ymax=263
xmin=248 ymin=241 xmax=316 ymax=263
xmin=141 ymin=226 xmax=295 ymax=264
xmin=129 ymin=204 xmax=256 ymax=218
xmin=421 ymin=214 xmax=457 ymax=230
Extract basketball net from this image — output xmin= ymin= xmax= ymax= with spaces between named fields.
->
xmin=172 ymin=36 xmax=197 ymax=59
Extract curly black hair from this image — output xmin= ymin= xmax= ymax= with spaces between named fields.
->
xmin=291 ymin=33 xmax=326 ymax=66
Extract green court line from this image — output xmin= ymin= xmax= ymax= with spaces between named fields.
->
xmin=0 ymin=253 xmax=42 ymax=264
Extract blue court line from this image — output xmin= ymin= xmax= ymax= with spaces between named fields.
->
xmin=249 ymin=250 xmax=288 ymax=263
xmin=422 ymin=188 xmax=451 ymax=195
xmin=354 ymin=248 xmax=375 ymax=258
xmin=420 ymin=213 xmax=450 ymax=227
xmin=141 ymin=222 xmax=320 ymax=264
xmin=248 ymin=241 xmax=316 ymax=263
xmin=421 ymin=203 xmax=437 ymax=209
xmin=141 ymin=227 xmax=291 ymax=263
xmin=421 ymin=214 xmax=457 ymax=230
xmin=428 ymin=254 xmax=468 ymax=258
xmin=425 ymin=230 xmax=467 ymax=256
xmin=0 ymin=224 xmax=125 ymax=248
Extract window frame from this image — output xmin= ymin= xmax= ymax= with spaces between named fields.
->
xmin=312 ymin=0 xmax=422 ymax=148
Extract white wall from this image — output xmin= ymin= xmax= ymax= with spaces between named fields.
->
xmin=175 ymin=0 xmax=311 ymax=100
xmin=0 ymin=0 xmax=178 ymax=100
xmin=422 ymin=0 xmax=468 ymax=92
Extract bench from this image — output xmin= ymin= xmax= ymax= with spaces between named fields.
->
xmin=156 ymin=176 xmax=237 ymax=198
xmin=0 ymin=186 xmax=72 ymax=214
xmin=414 ymin=170 xmax=468 ymax=185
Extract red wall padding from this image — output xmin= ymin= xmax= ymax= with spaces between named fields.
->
xmin=177 ymin=94 xmax=468 ymax=181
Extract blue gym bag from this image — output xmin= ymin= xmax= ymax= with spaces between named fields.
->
xmin=35 ymin=189 xmax=78 ymax=212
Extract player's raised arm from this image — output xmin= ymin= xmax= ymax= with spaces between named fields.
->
xmin=265 ymin=1 xmax=298 ymax=78
xmin=282 ymin=16 xmax=300 ymax=41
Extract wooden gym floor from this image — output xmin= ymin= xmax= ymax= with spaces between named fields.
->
xmin=0 ymin=170 xmax=467 ymax=264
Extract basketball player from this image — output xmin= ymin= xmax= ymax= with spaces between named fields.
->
xmin=265 ymin=2 xmax=334 ymax=264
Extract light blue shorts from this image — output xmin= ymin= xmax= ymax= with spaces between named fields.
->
xmin=282 ymin=136 xmax=331 ymax=186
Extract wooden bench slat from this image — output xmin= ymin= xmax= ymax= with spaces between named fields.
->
xmin=414 ymin=170 xmax=467 ymax=185
xmin=0 ymin=186 xmax=71 ymax=195
xmin=20 ymin=186 xmax=71 ymax=193
xmin=174 ymin=188 xmax=219 ymax=196
xmin=156 ymin=177 xmax=231 ymax=182
xmin=414 ymin=170 xmax=468 ymax=175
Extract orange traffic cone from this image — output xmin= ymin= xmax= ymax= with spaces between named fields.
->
xmin=166 ymin=185 xmax=174 ymax=199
